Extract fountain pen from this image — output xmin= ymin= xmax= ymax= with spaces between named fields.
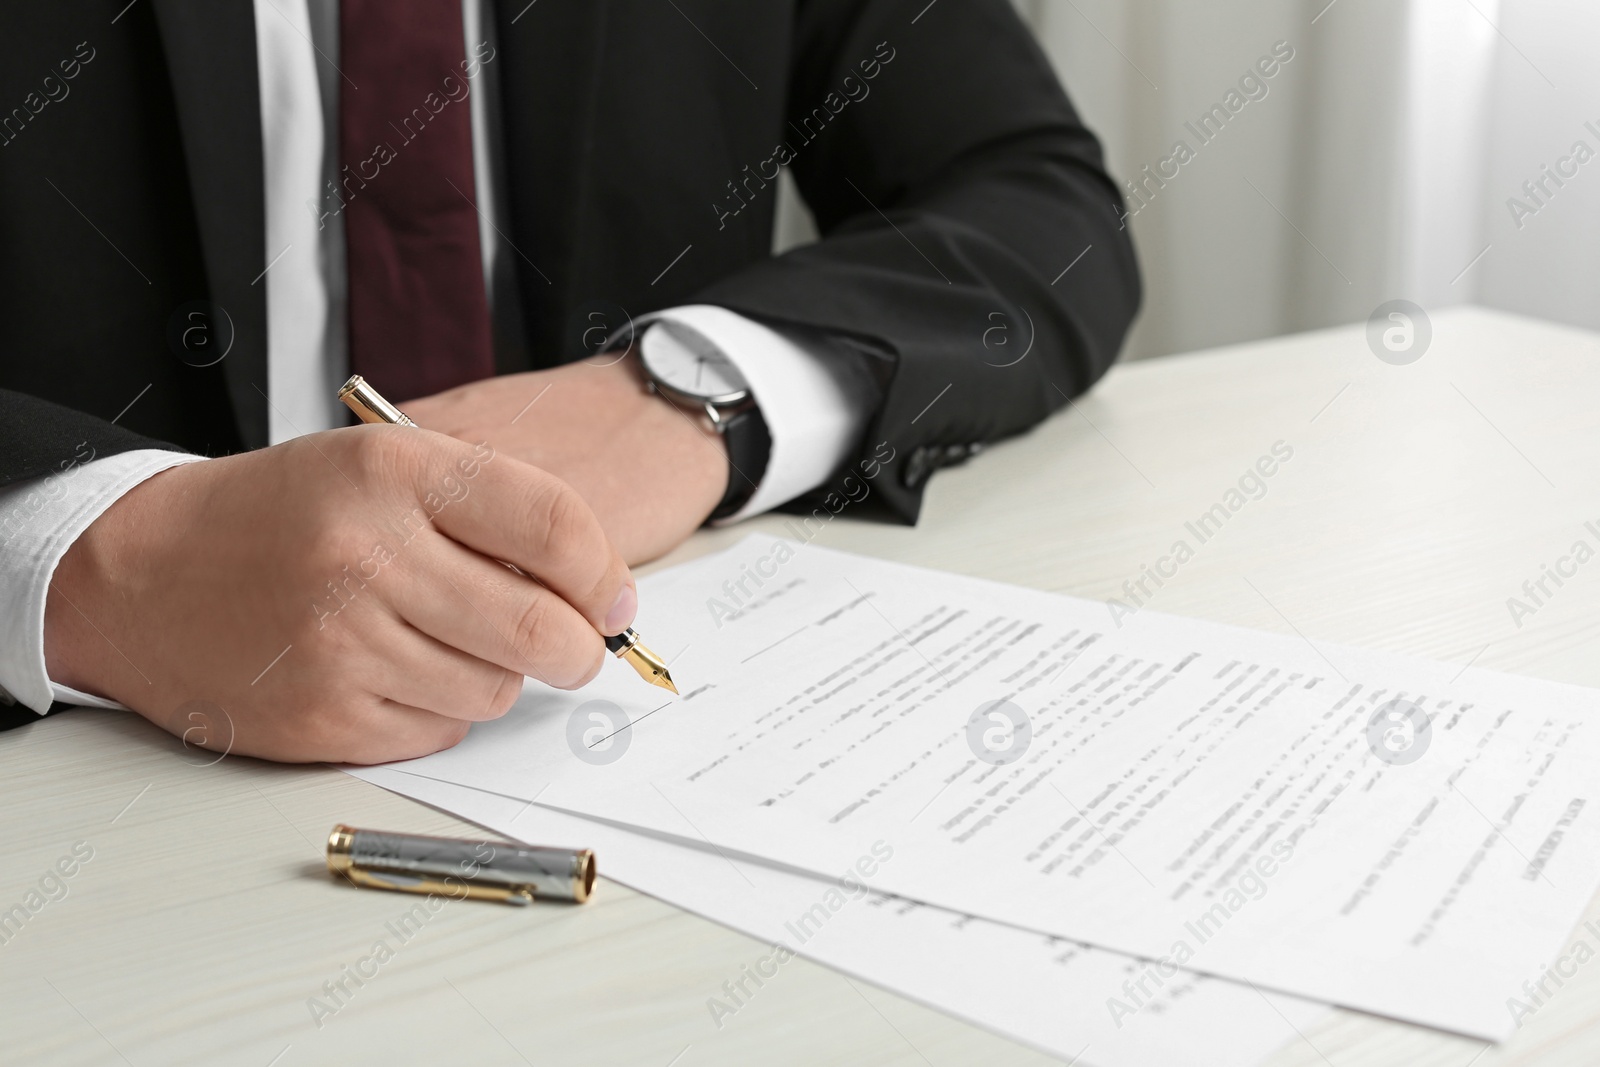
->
xmin=338 ymin=374 xmax=677 ymax=694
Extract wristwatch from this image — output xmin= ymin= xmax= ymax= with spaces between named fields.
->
xmin=639 ymin=321 xmax=772 ymax=521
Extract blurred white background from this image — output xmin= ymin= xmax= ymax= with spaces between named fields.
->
xmin=778 ymin=0 xmax=1600 ymax=360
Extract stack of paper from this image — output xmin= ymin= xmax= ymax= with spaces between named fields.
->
xmin=359 ymin=766 xmax=1327 ymax=1066
xmin=353 ymin=536 xmax=1600 ymax=1061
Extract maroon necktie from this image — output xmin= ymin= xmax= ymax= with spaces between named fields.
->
xmin=340 ymin=0 xmax=494 ymax=402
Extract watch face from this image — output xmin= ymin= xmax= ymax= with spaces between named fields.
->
xmin=642 ymin=321 xmax=751 ymax=403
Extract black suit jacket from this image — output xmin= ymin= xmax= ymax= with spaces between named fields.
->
xmin=0 ymin=0 xmax=1138 ymax=519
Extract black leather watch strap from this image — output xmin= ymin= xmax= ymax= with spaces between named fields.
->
xmin=709 ymin=403 xmax=772 ymax=521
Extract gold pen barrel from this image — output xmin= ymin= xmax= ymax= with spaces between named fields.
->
xmin=339 ymin=374 xmax=416 ymax=427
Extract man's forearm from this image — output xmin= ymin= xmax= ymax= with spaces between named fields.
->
xmin=0 ymin=449 xmax=206 ymax=715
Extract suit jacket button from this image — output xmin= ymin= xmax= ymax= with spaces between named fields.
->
xmin=902 ymin=446 xmax=933 ymax=489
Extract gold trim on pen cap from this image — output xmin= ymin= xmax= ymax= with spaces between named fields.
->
xmin=573 ymin=849 xmax=596 ymax=903
xmin=326 ymin=823 xmax=356 ymax=875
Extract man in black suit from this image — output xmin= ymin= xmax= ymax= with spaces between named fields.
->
xmin=0 ymin=1 xmax=1138 ymax=762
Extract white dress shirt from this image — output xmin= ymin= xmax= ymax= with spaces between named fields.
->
xmin=0 ymin=0 xmax=867 ymax=717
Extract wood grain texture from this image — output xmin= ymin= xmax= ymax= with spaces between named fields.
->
xmin=4 ymin=306 xmax=1597 ymax=1065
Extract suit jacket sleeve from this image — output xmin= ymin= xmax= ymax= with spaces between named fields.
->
xmin=0 ymin=389 xmax=178 ymax=489
xmin=692 ymin=0 xmax=1140 ymax=523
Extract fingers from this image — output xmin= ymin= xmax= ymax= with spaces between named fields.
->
xmin=373 ymin=621 xmax=527 ymax=722
xmin=387 ymin=532 xmax=607 ymax=689
xmin=421 ymin=444 xmax=637 ymax=636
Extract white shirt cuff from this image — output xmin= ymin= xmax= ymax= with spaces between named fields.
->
xmin=0 ymin=448 xmax=207 ymax=715
xmin=638 ymin=305 xmax=874 ymax=522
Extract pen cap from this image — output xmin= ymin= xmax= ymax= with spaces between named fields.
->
xmin=327 ymin=825 xmax=595 ymax=903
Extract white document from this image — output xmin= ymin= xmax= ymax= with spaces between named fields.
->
xmin=352 ymin=765 xmax=1329 ymax=1067
xmin=388 ymin=536 xmax=1600 ymax=1040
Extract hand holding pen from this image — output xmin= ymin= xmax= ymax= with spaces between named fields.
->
xmin=44 ymin=409 xmax=658 ymax=763
xmin=340 ymin=375 xmax=676 ymax=694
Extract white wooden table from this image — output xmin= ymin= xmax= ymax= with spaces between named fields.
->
xmin=5 ymin=306 xmax=1599 ymax=1066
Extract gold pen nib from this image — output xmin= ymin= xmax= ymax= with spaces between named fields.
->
xmin=607 ymin=629 xmax=678 ymax=694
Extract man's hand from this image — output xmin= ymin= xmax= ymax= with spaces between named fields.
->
xmin=44 ymin=427 xmax=637 ymax=763
xmin=404 ymin=354 xmax=730 ymax=565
